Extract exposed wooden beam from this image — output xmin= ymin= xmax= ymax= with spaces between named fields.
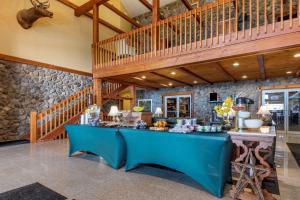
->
xmin=103 ymin=2 xmax=142 ymax=28
xmin=104 ymin=78 xmax=159 ymax=90
xmin=150 ymin=72 xmax=193 ymax=86
xmin=257 ymin=55 xmax=266 ymax=80
xmin=139 ymin=0 xmax=153 ymax=11
xmin=139 ymin=0 xmax=165 ymax=20
xmin=215 ymin=63 xmax=236 ymax=81
xmin=74 ymin=0 xmax=109 ymax=17
xmin=93 ymin=4 xmax=99 ymax=43
xmin=179 ymin=68 xmax=212 ymax=84
xmin=181 ymin=0 xmax=194 ymax=10
xmin=57 ymin=0 xmax=124 ymax=34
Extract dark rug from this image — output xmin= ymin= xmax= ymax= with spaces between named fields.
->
xmin=0 ymin=140 xmax=29 ymax=148
xmin=0 ymin=183 xmax=67 ymax=200
xmin=287 ymin=143 xmax=300 ymax=167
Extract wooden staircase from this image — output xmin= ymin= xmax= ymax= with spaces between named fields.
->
xmin=29 ymin=81 xmax=133 ymax=143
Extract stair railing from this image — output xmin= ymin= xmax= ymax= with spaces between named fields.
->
xmin=30 ymin=86 xmax=94 ymax=143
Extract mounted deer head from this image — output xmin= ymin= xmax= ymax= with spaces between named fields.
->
xmin=17 ymin=0 xmax=53 ymax=29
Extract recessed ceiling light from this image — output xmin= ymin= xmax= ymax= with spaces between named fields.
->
xmin=294 ymin=53 xmax=300 ymax=58
xmin=141 ymin=75 xmax=146 ymax=79
xmin=233 ymin=62 xmax=240 ymax=67
xmin=160 ymin=84 xmax=168 ymax=87
xmin=286 ymin=71 xmax=292 ymax=74
xmin=193 ymin=80 xmax=198 ymax=84
xmin=242 ymin=75 xmax=247 ymax=79
xmin=133 ymin=77 xmax=143 ymax=80
xmin=168 ymin=83 xmax=173 ymax=86
xmin=170 ymin=71 xmax=176 ymax=75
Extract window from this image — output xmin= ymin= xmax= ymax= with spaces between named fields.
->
xmin=164 ymin=95 xmax=192 ymax=118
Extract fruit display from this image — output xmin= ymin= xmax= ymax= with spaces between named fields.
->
xmin=153 ymin=120 xmax=168 ymax=127
xmin=133 ymin=106 xmax=144 ymax=112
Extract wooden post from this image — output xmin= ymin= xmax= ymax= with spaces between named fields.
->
xmin=152 ymin=0 xmax=160 ymax=51
xmin=130 ymin=85 xmax=136 ymax=110
xmin=94 ymin=78 xmax=103 ymax=107
xmin=93 ymin=4 xmax=99 ymax=44
xmin=30 ymin=111 xmax=37 ymax=143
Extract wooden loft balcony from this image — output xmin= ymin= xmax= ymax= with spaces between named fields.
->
xmin=92 ymin=0 xmax=300 ymax=84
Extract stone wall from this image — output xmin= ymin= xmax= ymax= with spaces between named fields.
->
xmin=137 ymin=77 xmax=300 ymax=122
xmin=0 ymin=60 xmax=92 ymax=142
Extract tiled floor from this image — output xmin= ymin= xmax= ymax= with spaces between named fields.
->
xmin=0 ymin=139 xmax=299 ymax=200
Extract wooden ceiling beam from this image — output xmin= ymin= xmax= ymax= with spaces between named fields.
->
xmin=104 ymin=78 xmax=159 ymax=90
xmin=257 ymin=55 xmax=266 ymax=80
xmin=181 ymin=0 xmax=194 ymax=10
xmin=139 ymin=0 xmax=165 ymax=20
xmin=75 ymin=0 xmax=109 ymax=17
xmin=179 ymin=68 xmax=212 ymax=84
xmin=57 ymin=0 xmax=124 ymax=34
xmin=150 ymin=72 xmax=193 ymax=86
xmin=103 ymin=2 xmax=142 ymax=28
xmin=215 ymin=63 xmax=237 ymax=81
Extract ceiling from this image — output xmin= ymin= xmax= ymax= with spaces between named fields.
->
xmin=108 ymin=47 xmax=300 ymax=89
xmin=120 ymin=0 xmax=177 ymax=17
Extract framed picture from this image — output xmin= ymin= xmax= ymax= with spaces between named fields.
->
xmin=138 ymin=99 xmax=152 ymax=112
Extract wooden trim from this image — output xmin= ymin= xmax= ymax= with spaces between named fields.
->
xmin=258 ymin=84 xmax=300 ymax=90
xmin=57 ymin=0 xmax=124 ymax=34
xmin=161 ymin=91 xmax=193 ymax=97
xmin=0 ymin=53 xmax=92 ymax=77
xmin=30 ymin=112 xmax=37 ymax=143
xmin=93 ymin=4 xmax=99 ymax=44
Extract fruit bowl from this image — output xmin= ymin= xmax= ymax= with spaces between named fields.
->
xmin=244 ymin=119 xmax=263 ymax=129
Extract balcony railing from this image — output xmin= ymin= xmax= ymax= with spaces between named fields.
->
xmin=93 ymin=0 xmax=299 ymax=74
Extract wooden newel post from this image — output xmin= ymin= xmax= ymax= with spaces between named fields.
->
xmin=30 ymin=111 xmax=37 ymax=143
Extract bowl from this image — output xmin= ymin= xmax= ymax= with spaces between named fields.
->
xmin=244 ymin=119 xmax=263 ymax=129
xmin=238 ymin=111 xmax=250 ymax=118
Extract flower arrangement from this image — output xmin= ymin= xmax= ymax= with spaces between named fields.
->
xmin=214 ymin=97 xmax=235 ymax=128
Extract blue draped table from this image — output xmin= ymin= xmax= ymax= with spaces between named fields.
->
xmin=65 ymin=125 xmax=232 ymax=197
xmin=120 ymin=129 xmax=232 ymax=198
xmin=65 ymin=125 xmax=126 ymax=169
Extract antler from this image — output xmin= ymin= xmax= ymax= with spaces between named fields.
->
xmin=30 ymin=0 xmax=50 ymax=9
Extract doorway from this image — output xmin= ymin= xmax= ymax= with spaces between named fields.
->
xmin=262 ymin=89 xmax=300 ymax=141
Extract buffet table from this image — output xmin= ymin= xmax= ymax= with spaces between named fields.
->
xmin=65 ymin=125 xmax=126 ymax=169
xmin=65 ymin=125 xmax=233 ymax=198
xmin=120 ymin=129 xmax=232 ymax=198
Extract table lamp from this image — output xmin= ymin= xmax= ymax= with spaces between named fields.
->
xmin=108 ymin=106 xmax=120 ymax=123
xmin=154 ymin=107 xmax=163 ymax=118
xmin=257 ymin=105 xmax=271 ymax=125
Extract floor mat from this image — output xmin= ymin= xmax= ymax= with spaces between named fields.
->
xmin=0 ymin=183 xmax=67 ymax=200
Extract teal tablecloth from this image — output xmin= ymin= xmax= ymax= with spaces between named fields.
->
xmin=65 ymin=125 xmax=126 ymax=169
xmin=120 ymin=129 xmax=232 ymax=198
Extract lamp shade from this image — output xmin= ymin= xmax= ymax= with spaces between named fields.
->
xmin=154 ymin=107 xmax=163 ymax=115
xmin=108 ymin=106 xmax=119 ymax=116
xmin=257 ymin=105 xmax=271 ymax=115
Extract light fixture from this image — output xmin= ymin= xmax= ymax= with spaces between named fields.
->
xmin=141 ymin=75 xmax=146 ymax=79
xmin=168 ymin=82 xmax=173 ymax=86
xmin=286 ymin=71 xmax=292 ymax=74
xmin=242 ymin=75 xmax=247 ymax=79
xmin=193 ymin=80 xmax=198 ymax=84
xmin=294 ymin=53 xmax=300 ymax=58
xmin=170 ymin=71 xmax=176 ymax=75
xmin=160 ymin=84 xmax=168 ymax=87
xmin=133 ymin=77 xmax=143 ymax=80
xmin=108 ymin=106 xmax=120 ymax=123
xmin=233 ymin=62 xmax=240 ymax=67
xmin=154 ymin=107 xmax=163 ymax=118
